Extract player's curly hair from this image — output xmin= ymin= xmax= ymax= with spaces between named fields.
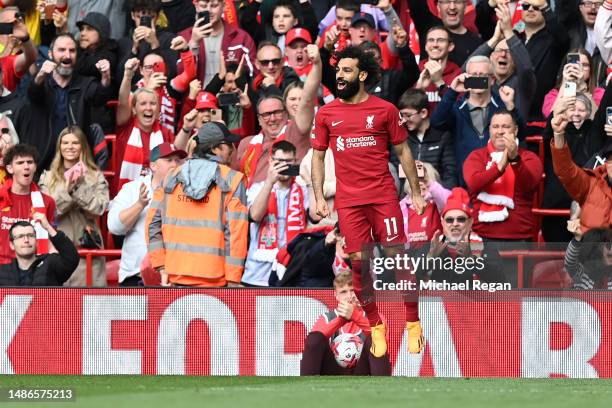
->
xmin=334 ymin=45 xmax=381 ymax=88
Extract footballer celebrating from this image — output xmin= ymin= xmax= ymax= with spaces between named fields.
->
xmin=311 ymin=46 xmax=427 ymax=357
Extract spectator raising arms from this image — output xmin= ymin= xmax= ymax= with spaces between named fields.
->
xmin=235 ymin=44 xmax=321 ymax=188
xmin=178 ymin=0 xmax=256 ymax=87
xmin=39 ymin=126 xmax=109 ymax=287
xmin=115 ymin=58 xmax=174 ymax=192
xmin=116 ymin=0 xmax=178 ymax=85
xmin=0 ymin=7 xmax=38 ymax=93
xmin=550 ymin=114 xmax=612 ymax=233
xmin=24 ymin=33 xmax=113 ymax=173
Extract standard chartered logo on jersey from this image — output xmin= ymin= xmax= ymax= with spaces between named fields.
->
xmin=336 ymin=135 xmax=377 ymax=151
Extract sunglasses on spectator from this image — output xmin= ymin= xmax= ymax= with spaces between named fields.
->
xmin=437 ymin=0 xmax=466 ymax=4
xmin=523 ymin=3 xmax=542 ymax=11
xmin=258 ymin=109 xmax=285 ymax=120
xmin=1 ymin=128 xmax=9 ymax=134
xmin=444 ymin=216 xmax=468 ymax=224
xmin=580 ymin=1 xmax=603 ymax=8
xmin=258 ymin=58 xmax=282 ymax=66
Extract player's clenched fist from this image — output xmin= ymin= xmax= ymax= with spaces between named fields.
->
xmin=315 ymin=198 xmax=330 ymax=219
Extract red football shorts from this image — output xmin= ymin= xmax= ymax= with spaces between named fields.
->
xmin=337 ymin=201 xmax=406 ymax=254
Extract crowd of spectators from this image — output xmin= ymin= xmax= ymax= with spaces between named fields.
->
xmin=0 ymin=0 xmax=609 ymax=288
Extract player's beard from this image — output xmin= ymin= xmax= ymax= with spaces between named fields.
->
xmin=336 ymin=77 xmax=360 ymax=100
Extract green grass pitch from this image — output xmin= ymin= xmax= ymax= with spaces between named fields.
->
xmin=1 ymin=376 xmax=612 ymax=408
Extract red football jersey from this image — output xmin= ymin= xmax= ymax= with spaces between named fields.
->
xmin=312 ymin=95 xmax=406 ymax=209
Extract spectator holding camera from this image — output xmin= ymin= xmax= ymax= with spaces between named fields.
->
xmin=0 ymin=214 xmax=79 ymax=286
xmin=565 ymin=227 xmax=612 ymax=289
xmin=541 ymin=89 xmax=609 ymax=241
xmin=543 ymin=50 xmax=604 ymax=118
xmin=430 ymin=56 xmax=521 ymax=186
xmin=466 ymin=3 xmax=536 ymax=120
xmin=551 ymin=113 xmax=612 ymax=233
xmin=0 ymin=144 xmax=55 ymax=265
xmin=178 ymin=0 xmax=256 ymax=87
xmin=243 ymin=140 xmax=320 ymax=287
xmin=0 ymin=7 xmax=38 ymax=93
xmin=557 ymin=0 xmax=607 ymax=86
xmin=117 ymin=0 xmax=179 ymax=85
xmin=463 ymin=110 xmax=542 ymax=241
xmin=38 ymin=126 xmax=109 ymax=286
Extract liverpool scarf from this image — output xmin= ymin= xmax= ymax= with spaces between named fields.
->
xmin=118 ymin=123 xmax=164 ymax=191
xmin=240 ymin=124 xmax=287 ymax=187
xmin=477 ymin=142 xmax=516 ymax=223
xmin=253 ymin=180 xmax=306 ymax=264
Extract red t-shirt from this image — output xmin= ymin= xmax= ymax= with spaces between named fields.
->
xmin=0 ymin=191 xmax=56 ymax=264
xmin=0 ymin=55 xmax=24 ymax=93
xmin=312 ymin=95 xmax=406 ymax=209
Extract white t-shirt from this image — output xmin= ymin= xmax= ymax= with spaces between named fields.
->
xmin=204 ymin=28 xmax=224 ymax=87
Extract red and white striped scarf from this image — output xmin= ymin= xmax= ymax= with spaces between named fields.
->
xmin=476 ymin=142 xmax=516 ymax=223
xmin=253 ymin=180 xmax=306 ymax=263
xmin=118 ymin=123 xmax=164 ymax=191
xmin=136 ymin=80 xmax=176 ymax=133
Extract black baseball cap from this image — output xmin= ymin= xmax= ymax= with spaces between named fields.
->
xmin=196 ymin=122 xmax=241 ymax=151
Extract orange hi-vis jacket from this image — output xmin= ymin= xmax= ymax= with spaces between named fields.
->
xmin=146 ymin=160 xmax=248 ymax=286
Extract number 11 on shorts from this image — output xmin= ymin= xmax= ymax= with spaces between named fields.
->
xmin=383 ymin=217 xmax=398 ymax=240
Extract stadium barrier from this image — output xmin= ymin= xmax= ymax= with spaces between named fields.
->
xmin=0 ymin=289 xmax=610 ymax=377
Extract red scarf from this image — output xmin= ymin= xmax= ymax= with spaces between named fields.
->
xmin=118 ymin=122 xmax=165 ymax=191
xmin=252 ymin=71 xmax=285 ymax=92
xmin=476 ymin=142 xmax=516 ymax=223
xmin=0 ymin=179 xmax=49 ymax=255
xmin=239 ymin=125 xmax=288 ymax=187
xmin=136 ymin=80 xmax=176 ymax=133
xmin=254 ymin=181 xmax=306 ymax=265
